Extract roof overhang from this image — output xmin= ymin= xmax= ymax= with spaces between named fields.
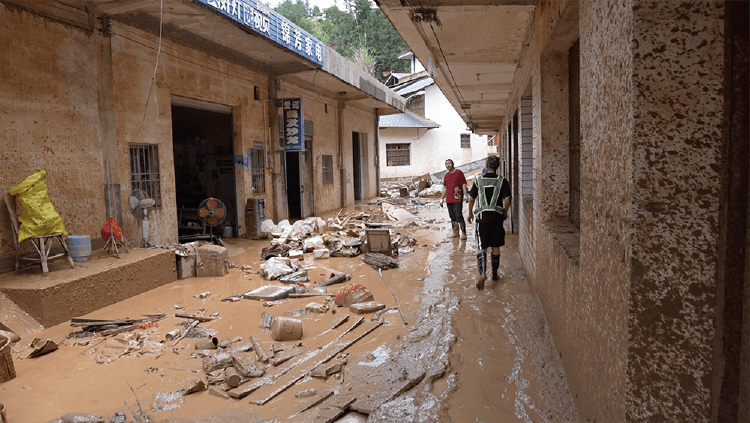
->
xmin=377 ymin=0 xmax=535 ymax=133
xmin=9 ymin=0 xmax=404 ymax=115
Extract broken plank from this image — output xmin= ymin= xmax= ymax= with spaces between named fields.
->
xmin=175 ymin=313 xmax=219 ymax=322
xmin=311 ymin=396 xmax=357 ymax=423
xmin=288 ymin=390 xmax=334 ymax=419
xmin=99 ymin=323 xmax=140 ymax=336
xmin=229 ymin=316 xmax=365 ymax=399
xmin=249 ymin=320 xmax=383 ymax=406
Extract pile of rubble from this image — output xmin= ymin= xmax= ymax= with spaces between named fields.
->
xmin=257 ymin=203 xmax=418 ymax=270
xmin=379 ymin=172 xmax=444 ymax=199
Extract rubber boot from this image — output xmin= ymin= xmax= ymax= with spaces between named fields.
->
xmin=476 ymin=252 xmax=487 ymax=290
xmin=459 ymin=221 xmax=467 ymax=240
xmin=491 ymin=254 xmax=500 ymax=281
xmin=449 ymin=223 xmax=459 ymax=238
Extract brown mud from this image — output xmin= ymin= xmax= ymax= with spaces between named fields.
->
xmin=0 ymin=201 xmax=578 ymax=422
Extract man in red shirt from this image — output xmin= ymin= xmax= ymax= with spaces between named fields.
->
xmin=439 ymin=159 xmax=468 ymax=239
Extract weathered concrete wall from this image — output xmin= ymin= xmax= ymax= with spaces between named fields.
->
xmin=110 ymin=25 xmax=268 ymax=243
xmin=0 ymin=6 xmax=107 ymax=259
xmin=627 ymin=1 xmax=724 ymax=420
xmin=505 ymin=0 xmax=728 ymax=420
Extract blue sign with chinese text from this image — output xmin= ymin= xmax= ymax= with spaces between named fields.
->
xmin=194 ymin=0 xmax=324 ymax=67
xmin=283 ymin=99 xmax=304 ymax=151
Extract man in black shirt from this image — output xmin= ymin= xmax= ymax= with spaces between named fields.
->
xmin=467 ymin=155 xmax=512 ymax=290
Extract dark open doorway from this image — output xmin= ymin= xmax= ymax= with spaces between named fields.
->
xmin=352 ymin=132 xmax=363 ymax=201
xmin=171 ymin=104 xmax=236 ymax=238
xmin=285 ymin=151 xmax=302 ymax=219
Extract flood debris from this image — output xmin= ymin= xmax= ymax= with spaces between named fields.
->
xmin=362 ymin=253 xmax=399 ymax=270
xmin=334 ymin=284 xmax=374 ymax=307
xmin=349 ymin=301 xmax=386 ymax=315
xmin=243 ymin=285 xmax=295 ymax=301
xmin=27 ymin=338 xmax=58 ymax=358
xmin=295 ymin=388 xmax=317 ymax=398
xmin=69 ymin=315 xmax=166 ymax=337
xmin=377 ymin=269 xmax=409 ymax=326
xmin=271 ymin=317 xmax=303 ymax=341
xmin=152 ymin=391 xmax=183 ymax=412
xmin=318 ymin=272 xmax=350 ymax=287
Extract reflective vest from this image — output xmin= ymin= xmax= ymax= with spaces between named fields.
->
xmin=473 ymin=175 xmax=505 ymax=216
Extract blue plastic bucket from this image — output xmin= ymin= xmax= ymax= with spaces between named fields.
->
xmin=66 ymin=235 xmax=92 ymax=262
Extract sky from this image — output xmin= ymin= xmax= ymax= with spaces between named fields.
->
xmin=262 ymin=0 xmax=344 ymax=10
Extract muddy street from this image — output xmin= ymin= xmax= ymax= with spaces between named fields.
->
xmin=1 ymin=201 xmax=578 ymax=422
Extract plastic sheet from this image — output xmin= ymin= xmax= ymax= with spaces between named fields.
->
xmin=9 ymin=170 xmax=67 ymax=243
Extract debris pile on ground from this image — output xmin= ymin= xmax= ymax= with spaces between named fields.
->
xmin=255 ymin=204 xmax=420 ymax=274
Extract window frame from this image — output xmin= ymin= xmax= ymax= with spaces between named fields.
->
xmin=385 ymin=143 xmax=411 ymax=166
xmin=129 ymin=143 xmax=162 ymax=207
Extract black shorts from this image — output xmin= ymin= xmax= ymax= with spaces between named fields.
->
xmin=474 ymin=211 xmax=505 ymax=249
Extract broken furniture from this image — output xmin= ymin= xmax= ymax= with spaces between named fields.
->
xmin=4 ymin=192 xmax=75 ymax=275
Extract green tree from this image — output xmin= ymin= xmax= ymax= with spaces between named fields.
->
xmin=273 ymin=0 xmax=409 ymax=81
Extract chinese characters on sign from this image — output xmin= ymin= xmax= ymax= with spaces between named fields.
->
xmin=199 ymin=0 xmax=324 ymax=66
xmin=283 ymin=99 xmax=304 ymax=151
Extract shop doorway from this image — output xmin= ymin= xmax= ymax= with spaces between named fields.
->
xmin=352 ymin=132 xmax=363 ymax=201
xmin=285 ymin=151 xmax=302 ymax=220
xmin=171 ymin=102 xmax=237 ymax=238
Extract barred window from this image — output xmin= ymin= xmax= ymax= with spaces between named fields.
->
xmin=386 ymin=143 xmax=410 ymax=166
xmin=461 ymin=134 xmax=471 ymax=148
xmin=322 ymin=155 xmax=334 ymax=184
xmin=129 ymin=144 xmax=161 ymax=206
xmin=250 ymin=148 xmax=265 ymax=194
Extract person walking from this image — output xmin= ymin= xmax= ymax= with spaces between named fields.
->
xmin=439 ymin=159 xmax=468 ymax=240
xmin=467 ymin=155 xmax=511 ymax=289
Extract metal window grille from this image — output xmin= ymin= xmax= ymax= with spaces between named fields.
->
xmin=129 ymin=143 xmax=161 ymax=206
xmin=250 ymin=148 xmax=266 ymax=194
xmin=569 ymin=40 xmax=581 ymax=229
xmin=386 ymin=143 xmax=410 ymax=166
xmin=322 ymin=155 xmax=334 ymax=184
xmin=461 ymin=133 xmax=471 ymax=148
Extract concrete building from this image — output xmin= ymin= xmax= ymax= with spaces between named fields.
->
xmin=0 ymin=0 xmax=404 ymax=270
xmin=378 ymin=0 xmax=749 ymax=421
xmin=378 ymin=59 xmax=495 ymax=180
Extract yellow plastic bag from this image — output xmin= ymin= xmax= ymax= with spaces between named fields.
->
xmin=8 ymin=170 xmax=67 ymax=243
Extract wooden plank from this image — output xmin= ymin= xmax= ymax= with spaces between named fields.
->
xmin=248 ymin=320 xmax=383 ymax=405
xmin=228 ymin=317 xmax=364 ymax=399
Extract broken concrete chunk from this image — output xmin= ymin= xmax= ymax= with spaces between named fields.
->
xmin=311 ymin=360 xmax=344 ymax=379
xmin=152 ymin=391 xmax=184 ymax=412
xmin=305 ymin=302 xmax=329 ymax=314
xmin=312 ymin=248 xmax=330 ymax=259
xmin=209 ymin=386 xmax=230 ymax=399
xmin=349 ymin=301 xmax=386 ymax=314
xmin=203 ymin=352 xmax=233 ymax=372
xmin=295 ymin=388 xmax=317 ymax=398
xmin=60 ymin=413 xmax=105 ymax=423
xmin=180 ymin=377 xmax=207 ymax=395
xmin=233 ymin=355 xmax=265 ymax=378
